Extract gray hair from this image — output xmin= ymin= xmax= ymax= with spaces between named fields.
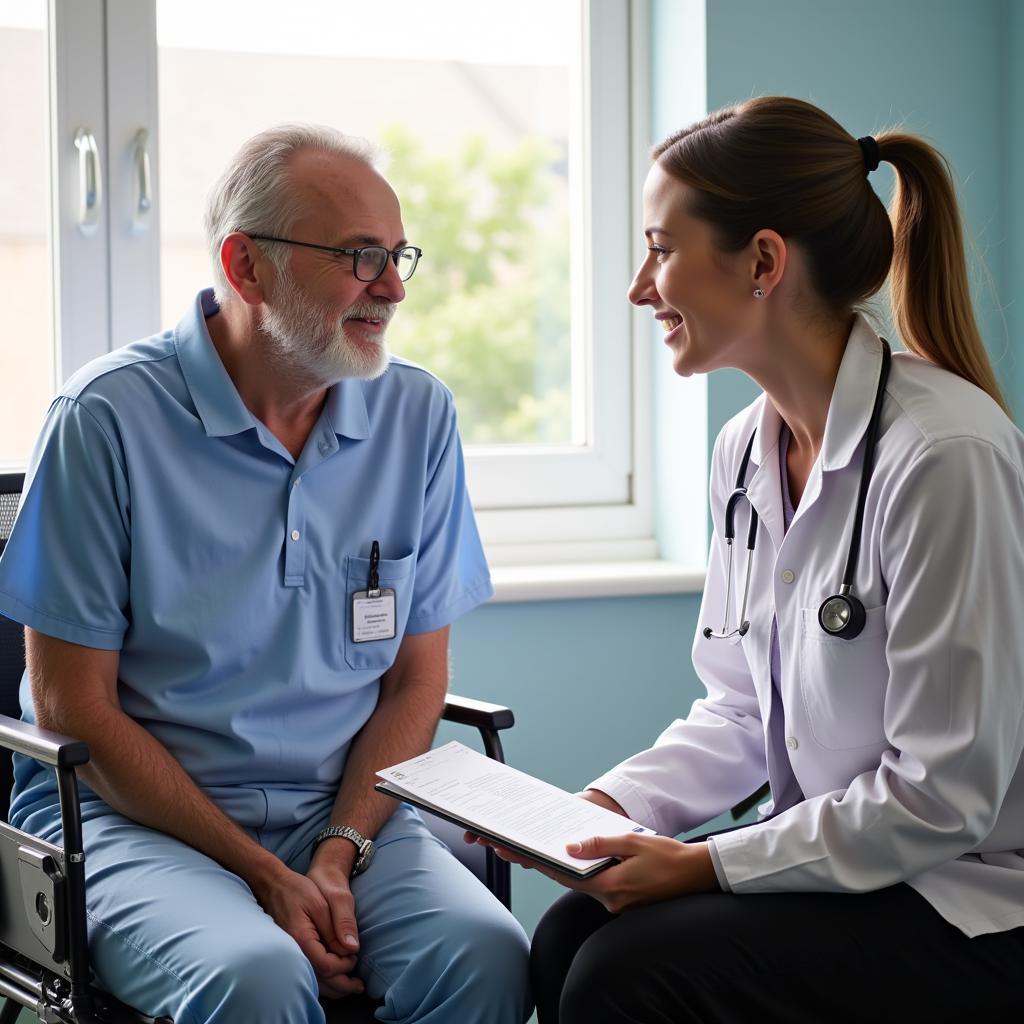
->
xmin=203 ymin=123 xmax=381 ymax=304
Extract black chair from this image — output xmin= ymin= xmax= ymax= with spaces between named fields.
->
xmin=0 ymin=471 xmax=514 ymax=1024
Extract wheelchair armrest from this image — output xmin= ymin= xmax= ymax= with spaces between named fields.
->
xmin=441 ymin=694 xmax=513 ymax=766
xmin=442 ymin=694 xmax=514 ymax=732
xmin=0 ymin=713 xmax=90 ymax=769
xmin=0 ymin=715 xmax=95 ymax=1018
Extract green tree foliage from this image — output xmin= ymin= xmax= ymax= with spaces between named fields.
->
xmin=382 ymin=125 xmax=571 ymax=444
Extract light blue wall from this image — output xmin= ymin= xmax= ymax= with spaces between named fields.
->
xmin=448 ymin=0 xmax=1021 ymax=940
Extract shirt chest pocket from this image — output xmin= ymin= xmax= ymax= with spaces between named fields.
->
xmin=344 ymin=551 xmax=416 ymax=671
xmin=798 ymin=605 xmax=889 ymax=750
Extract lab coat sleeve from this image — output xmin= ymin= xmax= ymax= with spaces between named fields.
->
xmin=712 ymin=436 xmax=1024 ymax=892
xmin=587 ymin=430 xmax=768 ymax=837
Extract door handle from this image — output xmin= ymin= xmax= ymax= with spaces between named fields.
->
xmin=73 ymin=127 xmax=102 ymax=236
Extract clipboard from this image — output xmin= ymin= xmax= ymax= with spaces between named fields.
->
xmin=375 ymin=780 xmax=618 ymax=879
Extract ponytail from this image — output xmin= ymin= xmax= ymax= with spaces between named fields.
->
xmin=881 ymin=133 xmax=1009 ymax=416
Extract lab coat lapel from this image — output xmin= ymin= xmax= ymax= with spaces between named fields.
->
xmin=819 ymin=316 xmax=885 ymax=474
xmin=784 ymin=316 xmax=885 ymax=530
xmin=743 ymin=398 xmax=785 ymax=554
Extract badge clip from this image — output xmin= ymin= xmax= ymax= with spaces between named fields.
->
xmin=351 ymin=540 xmax=397 ymax=643
xmin=368 ymin=540 xmax=381 ymax=598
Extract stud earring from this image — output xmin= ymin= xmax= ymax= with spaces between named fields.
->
xmin=753 ymin=288 xmax=765 ymax=298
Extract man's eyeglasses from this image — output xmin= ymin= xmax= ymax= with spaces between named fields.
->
xmin=249 ymin=235 xmax=422 ymax=282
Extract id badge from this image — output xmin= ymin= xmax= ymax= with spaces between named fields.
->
xmin=351 ymin=589 xmax=397 ymax=643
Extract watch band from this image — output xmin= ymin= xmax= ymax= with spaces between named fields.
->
xmin=311 ymin=825 xmax=374 ymax=875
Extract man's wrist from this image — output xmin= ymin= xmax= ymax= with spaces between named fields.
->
xmin=311 ymin=834 xmax=358 ymax=874
xmin=245 ymin=845 xmax=295 ymax=898
xmin=311 ymin=825 xmax=377 ymax=876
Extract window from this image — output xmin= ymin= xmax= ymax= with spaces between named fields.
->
xmin=4 ymin=0 xmax=661 ymax=566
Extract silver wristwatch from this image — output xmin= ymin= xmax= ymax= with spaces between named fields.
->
xmin=311 ymin=825 xmax=375 ymax=876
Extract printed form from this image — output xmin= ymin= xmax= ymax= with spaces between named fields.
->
xmin=376 ymin=740 xmax=655 ymax=876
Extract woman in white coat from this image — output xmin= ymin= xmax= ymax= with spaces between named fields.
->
xmin=505 ymin=97 xmax=1024 ymax=1021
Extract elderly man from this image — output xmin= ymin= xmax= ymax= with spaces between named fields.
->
xmin=0 ymin=125 xmax=531 ymax=1023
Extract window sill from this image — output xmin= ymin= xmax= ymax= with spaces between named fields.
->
xmin=488 ymin=560 xmax=705 ymax=603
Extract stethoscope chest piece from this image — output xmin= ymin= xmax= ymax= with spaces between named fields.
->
xmin=817 ymin=588 xmax=867 ymax=639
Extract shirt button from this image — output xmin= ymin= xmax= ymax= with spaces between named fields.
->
xmin=318 ymin=438 xmax=331 ymax=454
xmin=786 ymin=735 xmax=799 ymax=751
xmin=293 ymin=477 xmax=301 ymax=487
xmin=781 ymin=569 xmax=796 ymax=584
xmin=290 ymin=530 xmax=301 ymax=541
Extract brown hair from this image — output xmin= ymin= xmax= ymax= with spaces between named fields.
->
xmin=652 ymin=96 xmax=1009 ymax=416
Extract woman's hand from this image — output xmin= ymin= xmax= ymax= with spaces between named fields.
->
xmin=464 ymin=788 xmax=719 ymax=913
xmin=482 ymin=833 xmax=720 ymax=913
xmin=565 ymin=834 xmax=720 ymax=912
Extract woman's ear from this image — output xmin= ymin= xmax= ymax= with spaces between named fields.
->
xmin=750 ymin=229 xmax=787 ymax=298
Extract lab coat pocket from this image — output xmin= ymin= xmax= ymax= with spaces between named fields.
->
xmin=798 ymin=605 xmax=888 ymax=750
xmin=344 ymin=551 xmax=416 ymax=671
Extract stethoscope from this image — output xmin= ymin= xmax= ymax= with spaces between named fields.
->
xmin=703 ymin=339 xmax=892 ymax=643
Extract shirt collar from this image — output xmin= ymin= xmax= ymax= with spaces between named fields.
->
xmin=324 ymin=378 xmax=371 ymax=440
xmin=749 ymin=312 xmax=885 ymax=473
xmin=174 ymin=288 xmax=370 ymax=441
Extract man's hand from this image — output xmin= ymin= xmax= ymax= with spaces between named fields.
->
xmin=306 ymin=848 xmax=363 ymax=995
xmin=251 ymin=861 xmax=363 ymax=999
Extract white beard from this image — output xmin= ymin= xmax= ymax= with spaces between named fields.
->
xmin=259 ymin=269 xmax=393 ymax=384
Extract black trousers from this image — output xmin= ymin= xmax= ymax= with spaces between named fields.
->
xmin=531 ymin=883 xmax=1024 ymax=1023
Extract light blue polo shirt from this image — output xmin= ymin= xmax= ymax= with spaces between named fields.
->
xmin=0 ymin=289 xmax=493 ymax=829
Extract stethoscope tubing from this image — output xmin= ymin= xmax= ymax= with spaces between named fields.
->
xmin=705 ymin=340 xmax=892 ymax=643
xmin=840 ymin=342 xmax=892 ymax=589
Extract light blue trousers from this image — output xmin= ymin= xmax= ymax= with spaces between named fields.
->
xmin=25 ymin=798 xmax=531 ymax=1023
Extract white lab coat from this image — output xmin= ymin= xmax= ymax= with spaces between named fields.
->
xmin=589 ymin=315 xmax=1024 ymax=936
